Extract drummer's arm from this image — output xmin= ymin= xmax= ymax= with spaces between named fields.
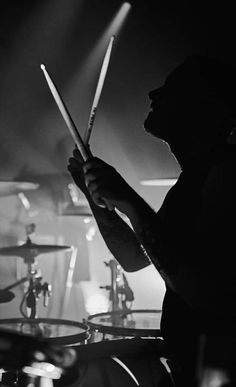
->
xmin=85 ymin=199 xmax=151 ymax=272
xmin=68 ymin=153 xmax=150 ymax=272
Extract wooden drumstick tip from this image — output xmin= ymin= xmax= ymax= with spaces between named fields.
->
xmin=40 ymin=64 xmax=46 ymax=70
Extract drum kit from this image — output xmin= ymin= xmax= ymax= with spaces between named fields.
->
xmin=0 ymin=181 xmax=162 ymax=386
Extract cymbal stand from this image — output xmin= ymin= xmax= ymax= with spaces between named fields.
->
xmin=23 ymin=225 xmax=52 ymax=319
xmin=3 ymin=260 xmax=52 ymax=319
xmin=22 ymin=260 xmax=52 ymax=319
xmin=3 ymin=226 xmax=52 ymax=319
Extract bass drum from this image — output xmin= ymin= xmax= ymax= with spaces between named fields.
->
xmin=61 ymin=340 xmax=172 ymax=387
xmin=86 ymin=309 xmax=162 ymax=342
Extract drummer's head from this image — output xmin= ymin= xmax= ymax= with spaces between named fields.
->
xmin=144 ymin=55 xmax=236 ymax=159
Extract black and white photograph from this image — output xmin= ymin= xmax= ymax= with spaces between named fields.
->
xmin=0 ymin=1 xmax=235 ymax=386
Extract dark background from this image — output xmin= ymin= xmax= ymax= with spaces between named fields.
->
xmin=0 ymin=0 xmax=235 ymax=206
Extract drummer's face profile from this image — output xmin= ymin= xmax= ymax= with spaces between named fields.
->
xmin=144 ymin=81 xmax=180 ymax=141
xmin=144 ymin=68 xmax=212 ymax=142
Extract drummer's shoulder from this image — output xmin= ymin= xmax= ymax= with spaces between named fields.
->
xmin=201 ymin=145 xmax=236 ymax=213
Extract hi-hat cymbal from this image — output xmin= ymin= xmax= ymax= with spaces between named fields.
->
xmin=0 ymin=181 xmax=39 ymax=197
xmin=0 ymin=289 xmax=15 ymax=303
xmin=0 ymin=241 xmax=72 ymax=259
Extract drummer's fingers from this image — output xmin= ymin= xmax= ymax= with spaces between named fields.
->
xmin=87 ymin=179 xmax=113 ymax=207
xmin=68 ymin=157 xmax=82 ymax=169
xmin=72 ymin=148 xmax=85 ymax=164
xmin=68 ymin=166 xmax=82 ymax=182
xmin=86 ymin=179 xmax=103 ymax=194
xmin=84 ymin=168 xmax=112 ymax=186
xmin=83 ymin=157 xmax=110 ymax=173
xmin=85 ymin=174 xmax=97 ymax=189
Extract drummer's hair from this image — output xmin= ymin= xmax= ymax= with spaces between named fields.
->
xmin=182 ymin=55 xmax=236 ymax=120
xmin=166 ymin=55 xmax=236 ymax=142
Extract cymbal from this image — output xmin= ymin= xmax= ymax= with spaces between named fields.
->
xmin=0 ymin=289 xmax=15 ymax=303
xmin=0 ymin=241 xmax=72 ymax=259
xmin=0 ymin=181 xmax=39 ymax=197
xmin=140 ymin=178 xmax=178 ymax=187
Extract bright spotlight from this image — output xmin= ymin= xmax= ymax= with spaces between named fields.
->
xmin=106 ymin=2 xmax=132 ymax=37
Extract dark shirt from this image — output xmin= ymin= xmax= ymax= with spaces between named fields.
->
xmin=140 ymin=144 xmax=236 ymax=377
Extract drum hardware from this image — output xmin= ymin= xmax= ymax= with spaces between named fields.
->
xmin=0 ymin=290 xmax=15 ymax=304
xmin=100 ymin=258 xmax=134 ymax=313
xmin=0 ymin=327 xmax=78 ymax=387
xmin=0 ymin=318 xmax=89 ymax=385
xmin=0 ymin=224 xmax=72 ymax=319
xmin=2 ymin=261 xmax=52 ymax=320
xmin=0 ymin=224 xmax=72 ymax=262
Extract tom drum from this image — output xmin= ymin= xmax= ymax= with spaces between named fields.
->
xmin=86 ymin=309 xmax=162 ymax=342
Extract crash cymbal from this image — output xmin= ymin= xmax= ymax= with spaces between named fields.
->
xmin=0 ymin=289 xmax=15 ymax=303
xmin=140 ymin=178 xmax=178 ymax=186
xmin=0 ymin=181 xmax=39 ymax=197
xmin=0 ymin=241 xmax=72 ymax=259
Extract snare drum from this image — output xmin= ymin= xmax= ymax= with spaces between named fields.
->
xmin=86 ymin=309 xmax=162 ymax=342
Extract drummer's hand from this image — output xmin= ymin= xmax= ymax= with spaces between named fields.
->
xmin=67 ymin=148 xmax=87 ymax=195
xmin=81 ymin=157 xmax=136 ymax=214
xmin=68 ymin=150 xmax=115 ymax=211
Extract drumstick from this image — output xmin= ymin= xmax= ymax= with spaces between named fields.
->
xmin=40 ymin=64 xmax=113 ymax=211
xmin=83 ymin=35 xmax=115 ymax=145
xmin=40 ymin=64 xmax=89 ymax=162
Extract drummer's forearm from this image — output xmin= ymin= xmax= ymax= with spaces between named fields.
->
xmin=116 ymin=192 xmax=166 ymax=271
xmin=98 ymin=223 xmax=151 ymax=272
xmin=84 ymin=189 xmax=165 ymax=272
xmin=86 ymin=196 xmax=150 ymax=271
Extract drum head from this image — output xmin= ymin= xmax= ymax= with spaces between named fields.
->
xmin=87 ymin=309 xmax=162 ymax=338
xmin=0 ymin=318 xmax=89 ymax=346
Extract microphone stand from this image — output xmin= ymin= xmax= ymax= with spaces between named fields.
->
xmin=101 ymin=258 xmax=135 ymax=313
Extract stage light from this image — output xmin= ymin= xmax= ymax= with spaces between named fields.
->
xmin=65 ymin=1 xmax=132 ymax=124
xmin=105 ymin=2 xmax=132 ymax=38
xmin=140 ymin=178 xmax=178 ymax=186
xmin=85 ymin=293 xmax=109 ymax=315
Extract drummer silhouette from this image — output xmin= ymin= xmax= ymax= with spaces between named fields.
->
xmin=68 ymin=55 xmax=236 ymax=386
